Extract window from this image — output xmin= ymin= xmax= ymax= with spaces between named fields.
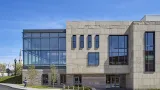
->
xmin=88 ymin=52 xmax=99 ymax=66
xmin=95 ymin=35 xmax=99 ymax=48
xmin=109 ymin=35 xmax=128 ymax=65
xmin=145 ymin=32 xmax=155 ymax=72
xmin=88 ymin=35 xmax=92 ymax=48
xmin=23 ymin=32 xmax=66 ymax=68
xmin=72 ymin=35 xmax=76 ymax=48
xmin=80 ymin=35 xmax=84 ymax=48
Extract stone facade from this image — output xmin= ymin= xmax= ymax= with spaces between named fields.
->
xmin=23 ymin=20 xmax=160 ymax=90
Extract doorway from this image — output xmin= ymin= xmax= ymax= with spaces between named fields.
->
xmin=74 ymin=75 xmax=82 ymax=86
xmin=42 ymin=74 xmax=48 ymax=85
xmin=106 ymin=75 xmax=121 ymax=88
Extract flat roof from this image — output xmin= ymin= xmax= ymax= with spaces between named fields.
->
xmin=23 ymin=29 xmax=66 ymax=33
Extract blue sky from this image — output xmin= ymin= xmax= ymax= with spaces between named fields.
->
xmin=0 ymin=0 xmax=160 ymax=64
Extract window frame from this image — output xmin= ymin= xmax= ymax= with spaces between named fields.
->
xmin=95 ymin=35 xmax=99 ymax=48
xmin=88 ymin=52 xmax=99 ymax=66
xmin=144 ymin=32 xmax=155 ymax=72
xmin=80 ymin=35 xmax=84 ymax=48
xmin=88 ymin=35 xmax=92 ymax=48
xmin=109 ymin=35 xmax=128 ymax=65
xmin=72 ymin=35 xmax=76 ymax=48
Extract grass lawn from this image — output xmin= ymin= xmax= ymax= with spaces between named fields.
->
xmin=18 ymin=84 xmax=61 ymax=89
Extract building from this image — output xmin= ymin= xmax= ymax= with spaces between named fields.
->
xmin=23 ymin=15 xmax=160 ymax=90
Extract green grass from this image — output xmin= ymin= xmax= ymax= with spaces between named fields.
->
xmin=65 ymin=86 xmax=92 ymax=90
xmin=0 ymin=75 xmax=22 ymax=84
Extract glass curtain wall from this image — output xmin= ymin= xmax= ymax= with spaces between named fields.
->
xmin=23 ymin=32 xmax=66 ymax=68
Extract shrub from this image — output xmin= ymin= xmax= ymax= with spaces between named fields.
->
xmin=65 ymin=86 xmax=92 ymax=90
xmin=0 ymin=75 xmax=22 ymax=84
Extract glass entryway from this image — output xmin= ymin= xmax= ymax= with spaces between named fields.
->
xmin=106 ymin=75 xmax=125 ymax=88
xmin=74 ymin=75 xmax=82 ymax=86
xmin=42 ymin=74 xmax=48 ymax=85
xmin=110 ymin=75 xmax=120 ymax=88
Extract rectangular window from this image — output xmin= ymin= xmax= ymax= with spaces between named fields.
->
xmin=88 ymin=52 xmax=99 ymax=66
xmin=80 ymin=35 xmax=84 ymax=48
xmin=109 ymin=35 xmax=128 ymax=65
xmin=88 ymin=35 xmax=92 ymax=48
xmin=72 ymin=35 xmax=76 ymax=48
xmin=95 ymin=35 xmax=99 ymax=48
xmin=145 ymin=32 xmax=155 ymax=72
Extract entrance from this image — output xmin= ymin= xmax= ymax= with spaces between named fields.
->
xmin=110 ymin=75 xmax=120 ymax=88
xmin=106 ymin=75 xmax=121 ymax=88
xmin=74 ymin=75 xmax=82 ymax=86
xmin=42 ymin=74 xmax=48 ymax=85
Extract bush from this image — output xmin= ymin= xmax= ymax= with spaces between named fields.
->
xmin=65 ymin=86 xmax=92 ymax=90
xmin=0 ymin=75 xmax=22 ymax=84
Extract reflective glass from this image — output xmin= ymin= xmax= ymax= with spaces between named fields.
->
xmin=59 ymin=38 xmax=66 ymax=50
xmin=88 ymin=52 xmax=99 ymax=66
xmin=109 ymin=35 xmax=128 ymax=65
xmin=59 ymin=33 xmax=66 ymax=37
xmin=24 ymin=33 xmax=31 ymax=37
xmin=72 ymin=35 xmax=76 ymax=48
xmin=59 ymin=51 xmax=66 ymax=65
xmin=80 ymin=35 xmax=84 ymax=48
xmin=41 ymin=38 xmax=49 ymax=50
xmin=40 ymin=51 xmax=50 ymax=64
xmin=88 ymin=35 xmax=92 ymax=48
xmin=95 ymin=35 xmax=99 ymax=48
xmin=32 ymin=33 xmax=40 ymax=37
xmin=41 ymin=33 xmax=49 ymax=37
xmin=50 ymin=38 xmax=58 ymax=50
xmin=31 ymin=39 xmax=40 ymax=50
xmin=50 ymin=51 xmax=59 ymax=65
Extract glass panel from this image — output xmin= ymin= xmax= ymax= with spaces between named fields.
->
xmin=28 ymin=51 xmax=32 ymax=64
xmin=95 ymin=35 xmax=99 ymax=48
xmin=59 ymin=33 xmax=66 ymax=37
xmin=32 ymin=33 xmax=40 ymax=37
xmin=31 ymin=39 xmax=40 ymax=50
xmin=50 ymin=51 xmax=58 ymax=65
xmin=59 ymin=51 xmax=66 ymax=65
xmin=72 ymin=35 xmax=76 ymax=48
xmin=110 ymin=36 xmax=118 ymax=52
xmin=50 ymin=33 xmax=58 ymax=37
xmin=88 ymin=53 xmax=95 ymax=65
xmin=59 ymin=38 xmax=66 ymax=50
xmin=119 ymin=36 xmax=125 ymax=48
xmin=41 ymin=33 xmax=49 ymax=37
xmin=35 ymin=51 xmax=39 ymax=64
xmin=32 ymin=51 xmax=36 ymax=64
xmin=80 ymin=35 xmax=84 ymax=48
xmin=24 ymin=33 xmax=31 ymax=37
xmin=50 ymin=38 xmax=58 ymax=50
xmin=40 ymin=51 xmax=49 ymax=65
xmin=24 ymin=51 xmax=28 ymax=65
xmin=88 ymin=35 xmax=92 ymax=48
xmin=41 ymin=38 xmax=49 ymax=50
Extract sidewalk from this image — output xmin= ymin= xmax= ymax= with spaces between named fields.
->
xmin=0 ymin=83 xmax=62 ymax=90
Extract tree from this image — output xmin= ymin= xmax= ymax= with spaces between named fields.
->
xmin=27 ymin=65 xmax=37 ymax=86
xmin=0 ymin=63 xmax=6 ymax=77
xmin=12 ymin=62 xmax=22 ymax=76
xmin=50 ymin=65 xmax=57 ymax=88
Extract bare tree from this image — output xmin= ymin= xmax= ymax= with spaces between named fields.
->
xmin=27 ymin=65 xmax=37 ymax=86
xmin=50 ymin=65 xmax=57 ymax=88
xmin=0 ymin=63 xmax=6 ymax=77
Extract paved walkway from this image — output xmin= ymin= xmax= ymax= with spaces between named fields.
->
xmin=0 ymin=83 xmax=62 ymax=90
